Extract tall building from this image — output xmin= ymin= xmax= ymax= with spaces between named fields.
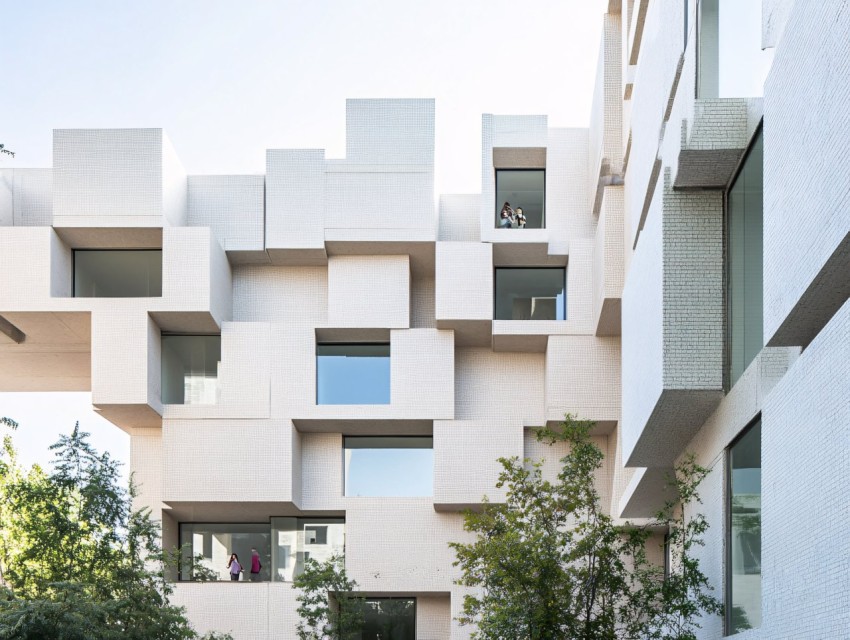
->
xmin=1 ymin=1 xmax=847 ymax=638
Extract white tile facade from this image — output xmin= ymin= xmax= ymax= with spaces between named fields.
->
xmin=1 ymin=4 xmax=849 ymax=638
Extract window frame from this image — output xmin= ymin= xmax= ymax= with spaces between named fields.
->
xmin=72 ymin=248 xmax=163 ymax=298
xmin=160 ymin=333 xmax=222 ymax=406
xmin=724 ymin=414 xmax=762 ymax=635
xmin=342 ymin=435 xmax=434 ymax=498
xmin=357 ymin=597 xmax=417 ymax=640
xmin=315 ymin=342 xmax=391 ymax=405
xmin=493 ymin=266 xmax=567 ymax=321
xmin=494 ymin=168 xmax=547 ymax=229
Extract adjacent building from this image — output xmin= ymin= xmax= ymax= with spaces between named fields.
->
xmin=1 ymin=0 xmax=847 ymax=638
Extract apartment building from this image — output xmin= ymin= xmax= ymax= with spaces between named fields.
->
xmin=1 ymin=1 xmax=847 ymax=638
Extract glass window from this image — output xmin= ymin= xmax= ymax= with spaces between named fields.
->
xmin=270 ymin=518 xmax=345 ymax=582
xmin=494 ymin=268 xmax=566 ymax=320
xmin=352 ymin=598 xmax=416 ymax=640
xmin=344 ymin=437 xmax=433 ymax=497
xmin=727 ymin=418 xmax=761 ymax=634
xmin=698 ymin=0 xmax=773 ymax=98
xmin=495 ymin=170 xmax=545 ymax=229
xmin=73 ymin=250 xmax=162 ymax=297
xmin=161 ymin=335 xmax=221 ymax=405
xmin=316 ymin=343 xmax=390 ymax=405
xmin=178 ymin=523 xmax=270 ymax=582
xmin=727 ymin=129 xmax=763 ymax=387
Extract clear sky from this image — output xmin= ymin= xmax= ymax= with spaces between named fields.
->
xmin=0 ymin=0 xmax=607 ymax=473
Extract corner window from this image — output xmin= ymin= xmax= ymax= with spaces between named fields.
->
xmin=698 ymin=0 xmax=773 ymax=98
xmin=161 ymin=335 xmax=221 ymax=405
xmin=495 ymin=169 xmax=545 ymax=229
xmin=726 ymin=417 xmax=761 ymax=634
xmin=316 ymin=343 xmax=390 ymax=405
xmin=495 ymin=267 xmax=566 ymax=320
xmin=356 ymin=598 xmax=416 ymax=640
xmin=73 ymin=250 xmax=162 ymax=297
xmin=344 ymin=437 xmax=433 ymax=497
xmin=727 ymin=129 xmax=763 ymax=387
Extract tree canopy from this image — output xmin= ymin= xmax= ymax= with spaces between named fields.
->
xmin=450 ymin=415 xmax=722 ymax=640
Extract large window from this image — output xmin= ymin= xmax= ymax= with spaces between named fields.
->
xmin=344 ymin=437 xmax=433 ymax=497
xmin=179 ymin=519 xmax=344 ymax=583
xmin=495 ymin=268 xmax=566 ymax=320
xmin=179 ymin=523 xmax=270 ymax=582
xmin=727 ymin=129 xmax=763 ymax=387
xmin=162 ymin=335 xmax=221 ymax=405
xmin=316 ymin=343 xmax=390 ymax=405
xmin=73 ymin=250 xmax=162 ymax=297
xmin=495 ymin=169 xmax=545 ymax=229
xmin=726 ymin=417 xmax=761 ymax=634
xmin=698 ymin=0 xmax=773 ymax=98
xmin=352 ymin=598 xmax=416 ymax=640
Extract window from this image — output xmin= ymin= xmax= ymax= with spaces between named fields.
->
xmin=698 ymin=0 xmax=773 ymax=98
xmin=178 ymin=523 xmax=270 ymax=582
xmin=179 ymin=519 xmax=344 ymax=583
xmin=316 ymin=343 xmax=390 ymax=405
xmin=270 ymin=518 xmax=345 ymax=582
xmin=73 ymin=250 xmax=162 ymax=297
xmin=726 ymin=128 xmax=763 ymax=387
xmin=344 ymin=437 xmax=433 ymax=497
xmin=161 ymin=335 xmax=221 ymax=405
xmin=353 ymin=598 xmax=416 ymax=640
xmin=494 ymin=268 xmax=566 ymax=320
xmin=726 ymin=417 xmax=761 ymax=634
xmin=495 ymin=169 xmax=545 ymax=229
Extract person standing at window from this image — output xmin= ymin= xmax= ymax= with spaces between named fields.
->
xmin=249 ymin=547 xmax=262 ymax=582
xmin=500 ymin=202 xmax=515 ymax=228
xmin=515 ymin=207 xmax=526 ymax=228
xmin=227 ymin=553 xmax=242 ymax=581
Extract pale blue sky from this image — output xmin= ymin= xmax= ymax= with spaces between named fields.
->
xmin=0 ymin=0 xmax=607 ymax=473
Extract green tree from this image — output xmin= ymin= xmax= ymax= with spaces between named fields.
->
xmin=0 ymin=419 xmax=232 ymax=640
xmin=450 ymin=415 xmax=722 ymax=640
xmin=293 ymin=554 xmax=364 ymax=640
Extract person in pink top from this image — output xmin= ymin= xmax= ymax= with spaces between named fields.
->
xmin=249 ymin=547 xmax=262 ymax=582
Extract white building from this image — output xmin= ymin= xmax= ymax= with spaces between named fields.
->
xmin=1 ymin=1 xmax=847 ymax=638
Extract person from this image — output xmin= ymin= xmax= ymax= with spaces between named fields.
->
xmin=227 ymin=553 xmax=242 ymax=581
xmin=515 ymin=207 xmax=527 ymax=228
xmin=499 ymin=202 xmax=515 ymax=228
xmin=249 ymin=547 xmax=262 ymax=582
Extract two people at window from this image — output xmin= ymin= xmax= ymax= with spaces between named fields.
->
xmin=227 ymin=548 xmax=263 ymax=581
xmin=499 ymin=202 xmax=527 ymax=229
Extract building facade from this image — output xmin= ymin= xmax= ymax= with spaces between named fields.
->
xmin=1 ymin=0 xmax=848 ymax=638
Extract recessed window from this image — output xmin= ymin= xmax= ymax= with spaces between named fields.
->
xmin=727 ymin=129 xmax=763 ymax=387
xmin=357 ymin=598 xmax=416 ymax=640
xmin=316 ymin=343 xmax=390 ymax=405
xmin=344 ymin=437 xmax=433 ymax=497
xmin=698 ymin=0 xmax=773 ymax=98
xmin=495 ymin=169 xmax=545 ymax=229
xmin=270 ymin=518 xmax=345 ymax=582
xmin=161 ymin=335 xmax=221 ymax=405
xmin=495 ymin=267 xmax=566 ymax=320
xmin=726 ymin=417 xmax=761 ymax=634
xmin=178 ymin=523 xmax=270 ymax=582
xmin=73 ymin=250 xmax=162 ymax=297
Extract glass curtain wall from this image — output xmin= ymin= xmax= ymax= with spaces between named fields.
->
xmin=179 ymin=523 xmax=270 ymax=582
xmin=74 ymin=250 xmax=162 ymax=297
xmin=316 ymin=344 xmax=391 ymax=405
xmin=495 ymin=170 xmax=545 ymax=228
xmin=352 ymin=598 xmax=416 ymax=640
xmin=494 ymin=268 xmax=566 ymax=320
xmin=727 ymin=129 xmax=763 ymax=387
xmin=161 ymin=335 xmax=221 ymax=405
xmin=270 ymin=518 xmax=345 ymax=582
xmin=344 ymin=437 xmax=433 ymax=497
xmin=727 ymin=418 xmax=762 ymax=633
xmin=698 ymin=0 xmax=773 ymax=98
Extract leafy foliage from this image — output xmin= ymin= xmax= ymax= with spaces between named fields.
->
xmin=450 ymin=415 xmax=722 ymax=640
xmin=293 ymin=554 xmax=364 ymax=640
xmin=0 ymin=145 xmax=13 ymax=158
xmin=0 ymin=419 xmax=232 ymax=640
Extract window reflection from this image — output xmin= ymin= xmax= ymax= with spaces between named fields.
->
xmin=352 ymin=598 xmax=416 ymax=640
xmin=727 ymin=418 xmax=761 ymax=633
xmin=74 ymin=250 xmax=162 ymax=297
xmin=270 ymin=518 xmax=345 ymax=582
xmin=179 ymin=523 xmax=270 ymax=582
xmin=494 ymin=268 xmax=566 ymax=320
xmin=317 ymin=344 xmax=390 ymax=405
xmin=344 ymin=437 xmax=433 ymax=497
xmin=162 ymin=335 xmax=221 ymax=405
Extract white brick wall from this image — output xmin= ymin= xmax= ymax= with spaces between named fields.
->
xmin=327 ymin=255 xmax=410 ymax=329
